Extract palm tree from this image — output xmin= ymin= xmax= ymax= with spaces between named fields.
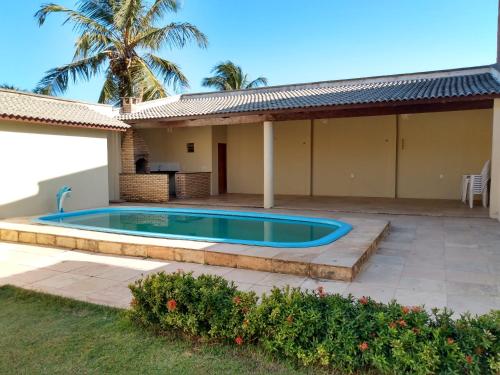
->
xmin=0 ymin=84 xmax=36 ymax=93
xmin=202 ymin=61 xmax=268 ymax=91
xmin=35 ymin=0 xmax=208 ymax=104
xmin=0 ymin=84 xmax=23 ymax=91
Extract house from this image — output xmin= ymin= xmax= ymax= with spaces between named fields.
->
xmin=0 ymin=89 xmax=128 ymax=218
xmin=116 ymin=65 xmax=500 ymax=221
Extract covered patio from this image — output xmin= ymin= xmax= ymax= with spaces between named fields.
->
xmin=116 ymin=65 xmax=500 ymax=220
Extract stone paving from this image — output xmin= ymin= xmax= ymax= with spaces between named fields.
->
xmin=0 ymin=212 xmax=499 ymax=317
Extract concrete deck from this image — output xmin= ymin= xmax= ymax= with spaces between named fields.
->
xmin=1 ymin=209 xmax=499 ymax=316
xmin=169 ymin=194 xmax=490 ymax=218
xmin=0 ymin=209 xmax=389 ymax=281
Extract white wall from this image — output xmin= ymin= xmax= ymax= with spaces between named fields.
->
xmin=0 ymin=121 xmax=111 ymax=218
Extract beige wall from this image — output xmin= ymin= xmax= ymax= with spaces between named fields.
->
xmin=226 ymin=121 xmax=313 ymax=195
xmin=313 ymin=116 xmax=397 ymax=197
xmin=275 ymin=120 xmax=312 ymax=195
xmin=227 ymin=123 xmax=263 ymax=194
xmin=397 ymin=109 xmax=492 ymax=199
xmin=136 ymin=108 xmax=493 ymax=202
xmin=0 ymin=121 xmax=110 ymax=219
xmin=138 ymin=126 xmax=212 ymax=172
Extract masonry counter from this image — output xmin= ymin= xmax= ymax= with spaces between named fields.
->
xmin=174 ymin=172 xmax=211 ymax=199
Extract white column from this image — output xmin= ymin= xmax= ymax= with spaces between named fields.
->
xmin=263 ymin=121 xmax=274 ymax=209
xmin=107 ymin=131 xmax=122 ymax=202
xmin=490 ymin=99 xmax=500 ymax=220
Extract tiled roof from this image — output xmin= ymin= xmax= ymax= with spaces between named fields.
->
xmin=0 ymin=89 xmax=129 ymax=130
xmin=119 ymin=66 xmax=500 ymax=121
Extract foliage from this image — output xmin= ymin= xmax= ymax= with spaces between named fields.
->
xmin=0 ymin=83 xmax=36 ymax=92
xmin=0 ymin=285 xmax=306 ymax=375
xmin=202 ymin=61 xmax=268 ymax=91
xmin=130 ymin=271 xmax=500 ymax=374
xmin=129 ymin=270 xmax=257 ymax=341
xmin=34 ymin=0 xmax=208 ymax=103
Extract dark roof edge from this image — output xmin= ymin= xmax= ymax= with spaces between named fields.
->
xmin=0 ymin=114 xmax=129 ymax=130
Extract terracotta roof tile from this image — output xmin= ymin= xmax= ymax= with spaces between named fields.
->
xmin=119 ymin=66 xmax=500 ymax=121
xmin=0 ymin=89 xmax=129 ymax=130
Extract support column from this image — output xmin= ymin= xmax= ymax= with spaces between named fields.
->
xmin=263 ymin=121 xmax=274 ymax=209
xmin=107 ymin=131 xmax=122 ymax=201
xmin=490 ymin=99 xmax=500 ymax=220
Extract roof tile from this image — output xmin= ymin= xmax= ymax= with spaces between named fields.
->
xmin=119 ymin=67 xmax=500 ymax=121
xmin=0 ymin=89 xmax=128 ymax=130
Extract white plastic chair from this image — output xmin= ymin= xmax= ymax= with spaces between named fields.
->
xmin=461 ymin=160 xmax=490 ymax=208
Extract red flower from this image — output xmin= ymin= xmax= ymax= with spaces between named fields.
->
xmin=286 ymin=315 xmax=294 ymax=324
xmin=465 ymin=355 xmax=473 ymax=364
xmin=447 ymin=337 xmax=455 ymax=345
xmin=397 ymin=319 xmax=407 ymax=328
xmin=166 ymin=299 xmax=177 ymax=312
xmin=316 ymin=286 xmax=326 ymax=298
xmin=411 ymin=306 xmax=422 ymax=313
xmin=389 ymin=322 xmax=397 ymax=329
xmin=233 ymin=296 xmax=241 ymax=305
xmin=235 ymin=336 xmax=244 ymax=345
xmin=359 ymin=296 xmax=369 ymax=305
xmin=412 ymin=327 xmax=421 ymax=335
xmin=358 ymin=342 xmax=369 ymax=352
xmin=401 ymin=306 xmax=410 ymax=314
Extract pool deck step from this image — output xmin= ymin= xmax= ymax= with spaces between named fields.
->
xmin=0 ymin=215 xmax=389 ymax=282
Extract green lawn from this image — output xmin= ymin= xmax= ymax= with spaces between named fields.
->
xmin=0 ymin=285 xmax=319 ymax=375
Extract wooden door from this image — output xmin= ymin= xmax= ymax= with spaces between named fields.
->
xmin=218 ymin=143 xmax=227 ymax=194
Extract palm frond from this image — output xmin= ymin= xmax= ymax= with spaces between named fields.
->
xmin=35 ymin=53 xmax=108 ymax=96
xmin=141 ymin=0 xmax=178 ymax=25
xmin=114 ymin=0 xmax=143 ymax=32
xmin=202 ymin=61 xmax=267 ymax=91
xmin=35 ymin=3 xmax=114 ymax=37
xmin=73 ymin=32 xmax=112 ymax=59
xmin=132 ymin=22 xmax=208 ymax=50
xmin=98 ymin=69 xmax=121 ymax=104
xmin=134 ymin=57 xmax=169 ymax=100
xmin=144 ymin=53 xmax=188 ymax=90
xmin=201 ymin=76 xmax=228 ymax=91
xmin=246 ymin=76 xmax=268 ymax=89
xmin=76 ymin=0 xmax=115 ymax=27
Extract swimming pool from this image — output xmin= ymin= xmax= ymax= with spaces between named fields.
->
xmin=36 ymin=207 xmax=352 ymax=248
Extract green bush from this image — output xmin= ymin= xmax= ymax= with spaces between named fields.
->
xmin=129 ymin=270 xmax=256 ymax=343
xmin=129 ymin=271 xmax=500 ymax=374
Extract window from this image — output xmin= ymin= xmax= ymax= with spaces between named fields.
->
xmin=186 ymin=143 xmax=195 ymax=153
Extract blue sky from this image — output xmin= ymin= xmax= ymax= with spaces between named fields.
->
xmin=0 ymin=0 xmax=497 ymax=102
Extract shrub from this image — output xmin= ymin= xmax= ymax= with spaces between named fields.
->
xmin=129 ymin=270 xmax=257 ymax=342
xmin=129 ymin=272 xmax=499 ymax=374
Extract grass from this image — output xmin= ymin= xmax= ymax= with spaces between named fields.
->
xmin=0 ymin=285 xmax=320 ymax=375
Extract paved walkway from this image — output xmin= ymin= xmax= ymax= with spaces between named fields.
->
xmin=1 ymin=212 xmax=499 ymax=316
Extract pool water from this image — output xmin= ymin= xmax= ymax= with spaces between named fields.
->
xmin=36 ymin=208 xmax=352 ymax=248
